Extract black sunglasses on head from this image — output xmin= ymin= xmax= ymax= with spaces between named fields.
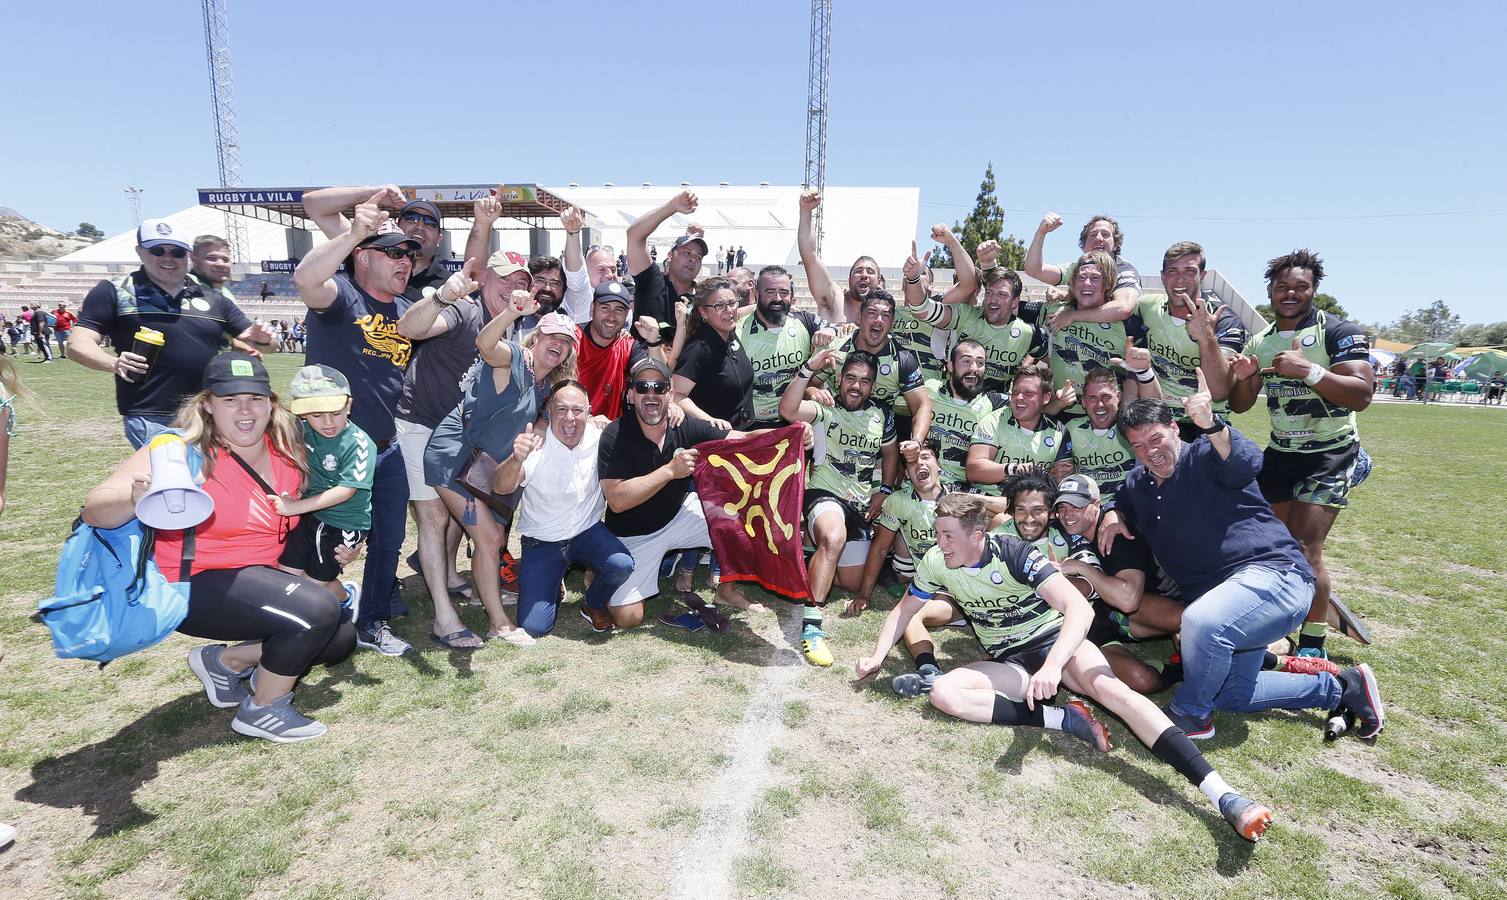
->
xmin=366 ymin=246 xmax=418 ymax=260
xmin=632 ymin=380 xmax=671 ymax=395
xmin=148 ymin=246 xmax=187 ymax=258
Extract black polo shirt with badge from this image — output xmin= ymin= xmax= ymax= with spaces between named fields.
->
xmin=77 ymin=269 xmax=253 ymax=417
xmin=630 ymin=262 xmax=693 ymax=346
xmin=402 ymin=257 xmax=450 ymax=303
xmin=674 ymin=325 xmax=755 ymax=429
xmin=597 ymin=414 xmax=728 ymax=537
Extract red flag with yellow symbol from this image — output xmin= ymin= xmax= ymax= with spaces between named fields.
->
xmin=691 ymin=424 xmax=810 ymax=601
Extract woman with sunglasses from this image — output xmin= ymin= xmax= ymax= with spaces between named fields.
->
xmin=82 ymin=352 xmax=355 ymax=743
xmin=423 ymin=287 xmax=579 ymax=647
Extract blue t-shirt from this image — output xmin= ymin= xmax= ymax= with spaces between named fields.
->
xmin=302 ymin=274 xmax=412 ymax=443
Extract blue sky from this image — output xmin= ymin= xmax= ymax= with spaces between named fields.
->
xmin=3 ymin=0 xmax=1503 ymax=325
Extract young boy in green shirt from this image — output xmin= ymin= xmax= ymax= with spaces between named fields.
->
xmin=272 ymin=364 xmax=375 ymax=616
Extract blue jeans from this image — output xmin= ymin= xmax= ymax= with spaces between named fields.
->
xmin=123 ymin=414 xmax=176 ymax=450
xmin=356 ymin=441 xmax=410 ymax=629
xmin=1172 ymin=564 xmax=1341 ymax=720
xmin=518 ymin=523 xmax=633 ymax=637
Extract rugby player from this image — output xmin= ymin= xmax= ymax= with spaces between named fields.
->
xmin=1228 ymin=249 xmax=1374 ymax=659
xmin=966 ymin=362 xmax=1071 ymax=491
xmin=890 ymin=225 xmax=978 ymax=385
xmin=780 ymin=348 xmax=902 ymax=666
xmin=797 ymin=190 xmax=885 ymax=324
xmin=1040 ymin=250 xmax=1136 ymax=420
xmin=807 ymin=292 xmax=933 ymax=446
xmin=921 ymin=339 xmax=1009 ymax=492
xmin=854 ymin=492 xmax=1277 ymax=842
xmin=735 ymin=265 xmax=833 ymax=428
xmin=1024 ymin=212 xmax=1141 ymax=329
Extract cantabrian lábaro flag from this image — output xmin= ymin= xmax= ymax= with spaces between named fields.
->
xmin=692 ymin=424 xmax=810 ymax=600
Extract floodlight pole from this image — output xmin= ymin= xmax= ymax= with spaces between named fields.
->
xmin=124 ymin=187 xmax=143 ymax=227
xmin=804 ymin=0 xmax=832 ymax=253
xmin=202 ymin=0 xmax=249 ymax=263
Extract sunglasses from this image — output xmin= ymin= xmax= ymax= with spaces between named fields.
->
xmin=365 ymin=246 xmax=418 ymax=260
xmin=148 ymin=246 xmax=188 ymax=258
xmin=632 ymin=380 xmax=671 ymax=395
xmin=400 ymin=211 xmax=441 ymax=229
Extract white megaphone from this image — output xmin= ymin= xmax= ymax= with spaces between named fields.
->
xmin=135 ymin=433 xmax=215 ymax=530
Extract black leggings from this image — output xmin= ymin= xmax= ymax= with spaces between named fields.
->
xmin=180 ymin=566 xmax=355 ymax=678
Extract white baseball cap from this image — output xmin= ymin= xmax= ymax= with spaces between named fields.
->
xmin=137 ymin=218 xmax=191 ymax=250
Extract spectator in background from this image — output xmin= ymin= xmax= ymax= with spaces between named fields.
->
xmin=716 ymin=245 xmax=725 ymax=274
xmin=52 ymin=302 xmax=76 ymax=359
xmin=293 ymin=197 xmax=417 ymax=657
xmin=70 ymin=219 xmax=272 ymax=447
xmin=736 ymin=246 xmax=746 ymax=268
xmin=191 ymin=235 xmax=233 ymax=292
xmin=30 ymin=305 xmax=53 ymax=362
xmin=617 ymin=251 xmax=628 ymax=277
xmin=260 ymin=281 xmax=273 ymax=302
xmin=725 ymin=246 xmax=735 ymax=275
xmin=726 ymin=267 xmax=755 ymax=311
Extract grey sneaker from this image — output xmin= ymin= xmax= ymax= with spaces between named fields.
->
xmin=356 ymin=620 xmax=411 ymax=656
xmin=187 ymin=644 xmax=249 ymax=709
xmin=231 ymin=694 xmax=327 ymax=743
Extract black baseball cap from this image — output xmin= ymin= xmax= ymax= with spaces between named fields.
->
xmin=357 ymin=230 xmax=422 ymax=251
xmin=671 ymin=234 xmax=709 ymax=256
xmin=629 ymin=356 xmax=670 ymax=380
xmin=399 ymin=199 xmax=442 ymax=224
xmin=203 ymin=351 xmax=272 ymax=397
xmin=593 ymin=281 xmax=631 ymax=307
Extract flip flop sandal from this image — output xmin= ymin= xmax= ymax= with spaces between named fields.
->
xmin=429 ymin=628 xmax=483 ymax=651
xmin=680 ymin=592 xmax=730 ymax=633
xmin=658 ymin=611 xmax=706 ymax=632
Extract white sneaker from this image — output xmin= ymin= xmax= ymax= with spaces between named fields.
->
xmin=355 ymin=621 xmax=411 ymax=656
xmin=340 ymin=581 xmax=361 ymax=623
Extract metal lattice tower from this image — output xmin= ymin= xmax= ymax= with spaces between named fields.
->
xmin=124 ymin=187 xmax=143 ymax=227
xmin=202 ymin=0 xmax=248 ymax=262
xmin=803 ymin=0 xmax=832 ymax=252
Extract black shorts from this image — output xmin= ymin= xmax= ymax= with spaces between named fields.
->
xmin=278 ymin=515 xmax=368 ymax=582
xmin=1257 ymin=442 xmax=1359 ymax=509
xmin=992 ymin=629 xmax=1060 ymax=672
xmin=803 ymin=489 xmax=872 ymax=543
xmin=1085 ymin=600 xmax=1137 ymax=648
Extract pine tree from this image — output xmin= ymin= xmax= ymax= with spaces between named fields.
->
xmin=931 ymin=163 xmax=1025 ymax=271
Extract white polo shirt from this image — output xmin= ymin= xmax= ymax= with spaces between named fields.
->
xmin=517 ymin=423 xmax=607 ymax=541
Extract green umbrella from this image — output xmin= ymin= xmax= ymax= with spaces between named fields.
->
xmin=1402 ymin=341 xmax=1457 ymax=360
xmin=1461 ymin=349 xmax=1507 ymax=379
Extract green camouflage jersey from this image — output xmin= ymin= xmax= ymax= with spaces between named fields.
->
xmin=813 ymin=332 xmax=924 ymax=420
xmin=1063 ymin=419 xmax=1135 ymax=505
xmin=736 ymin=308 xmax=826 ymax=425
xmin=892 ymin=302 xmax=949 ymax=385
xmin=1039 ymin=298 xmax=1133 ymax=418
xmin=992 ymin=519 xmax=1101 ymax=599
xmin=970 ymin=410 xmax=1070 ymax=490
xmin=808 ymin=399 xmax=896 ymax=506
xmin=1127 ymin=293 xmax=1248 ymax=420
xmin=875 ymin=482 xmax=950 ymax=557
xmin=301 ymin=419 xmax=375 ymax=530
xmin=949 ymin=303 xmax=1048 ymax=393
xmin=1244 ymin=308 xmax=1370 ymax=453
xmin=910 ymin=533 xmax=1062 ymax=658
xmin=923 ymin=377 xmax=1008 ymax=490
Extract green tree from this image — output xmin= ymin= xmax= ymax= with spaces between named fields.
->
xmin=931 ymin=162 xmax=1025 ymax=271
xmin=1255 ymin=292 xmax=1348 ymax=322
xmin=1453 ymin=321 xmax=1507 ymax=346
xmin=76 ymin=222 xmax=104 ymax=240
xmin=1383 ymin=300 xmax=1462 ymax=342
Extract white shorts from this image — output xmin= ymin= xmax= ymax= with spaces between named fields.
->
xmin=395 ymin=419 xmax=437 ymax=502
xmin=804 ymin=497 xmax=872 ymax=568
xmin=609 ymin=492 xmax=711 ymax=607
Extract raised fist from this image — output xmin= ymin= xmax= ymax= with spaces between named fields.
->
xmin=560 ymin=205 xmax=583 ymax=234
xmin=1038 ymin=212 xmax=1063 ymax=233
xmin=799 ymin=190 xmax=822 ymax=213
xmin=930 ymin=223 xmax=952 ymax=244
xmin=671 ymin=190 xmax=699 ymax=215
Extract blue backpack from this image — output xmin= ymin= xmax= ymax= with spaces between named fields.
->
xmin=37 ymin=441 xmax=202 ymax=666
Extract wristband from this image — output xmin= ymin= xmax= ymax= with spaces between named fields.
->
xmin=798 ymin=365 xmax=814 ymax=380
xmin=642 ymin=338 xmax=663 ymax=348
xmin=878 ymin=484 xmax=896 ymax=495
xmin=903 ymin=275 xmax=921 ymax=284
xmin=565 ymin=230 xmax=580 ymax=236
xmin=1196 ymin=417 xmax=1227 ymax=435
xmin=1133 ymin=368 xmax=1155 ymax=384
xmin=1302 ymin=362 xmax=1326 ymax=386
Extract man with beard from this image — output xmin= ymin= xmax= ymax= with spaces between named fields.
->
xmin=735 ymin=265 xmax=833 ymax=427
xmin=1228 ymin=249 xmax=1374 ymax=661
xmin=796 ymin=190 xmax=884 ymax=324
xmin=902 ymin=243 xmax=1046 ymax=394
xmin=1126 ymin=242 xmax=1248 ymax=442
xmin=70 ymin=218 xmax=270 ymax=448
xmin=1114 ymin=383 xmax=1384 ymax=743
xmin=597 ymin=358 xmax=764 ymax=630
xmin=808 ymin=292 xmax=932 ymax=447
xmin=922 ymin=338 xmax=1009 ymax=493
xmin=294 ymin=195 xmax=418 ymax=656
xmin=780 ymin=348 xmax=901 ymax=667
xmin=967 ymin=363 xmax=1071 ymax=491
xmin=854 ymin=492 xmax=1278 ymax=844
xmin=575 ymin=280 xmax=669 ymax=419
xmin=1024 ymin=212 xmax=1141 ymax=329
xmin=726 ymin=266 xmax=756 ymax=311
xmin=626 ymin=191 xmax=706 ymax=347
xmin=302 ymin=184 xmax=450 ymax=301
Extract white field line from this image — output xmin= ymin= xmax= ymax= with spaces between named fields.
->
xmin=668 ymin=609 xmax=806 ymax=900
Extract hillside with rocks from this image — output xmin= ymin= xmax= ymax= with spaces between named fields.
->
xmin=0 ymin=208 xmax=97 ymax=260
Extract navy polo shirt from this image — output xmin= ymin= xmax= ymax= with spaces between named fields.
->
xmin=1115 ymin=425 xmax=1311 ymax=601
xmin=303 ymin=274 xmax=412 ymax=443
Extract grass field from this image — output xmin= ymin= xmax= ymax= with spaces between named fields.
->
xmin=1 ymin=352 xmax=1504 ymax=899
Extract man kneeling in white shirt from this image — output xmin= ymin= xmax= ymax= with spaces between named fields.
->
xmin=494 ymin=381 xmax=633 ymax=635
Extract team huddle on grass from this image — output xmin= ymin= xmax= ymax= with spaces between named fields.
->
xmin=22 ymin=184 xmax=1387 ymax=846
